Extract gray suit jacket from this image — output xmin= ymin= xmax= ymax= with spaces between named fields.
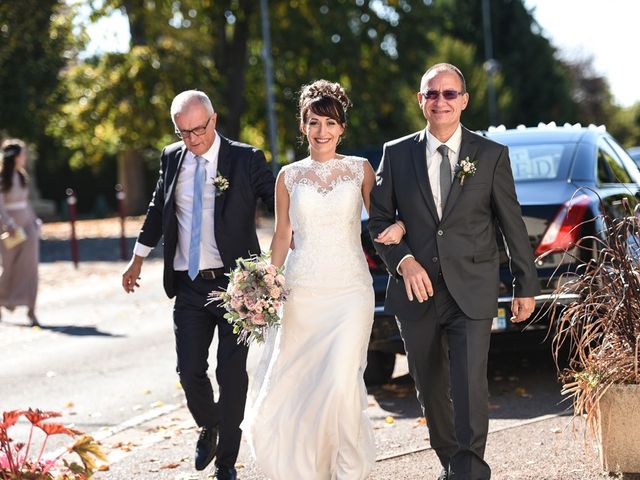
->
xmin=368 ymin=126 xmax=540 ymax=320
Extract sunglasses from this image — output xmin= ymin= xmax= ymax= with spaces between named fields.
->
xmin=420 ymin=90 xmax=465 ymax=101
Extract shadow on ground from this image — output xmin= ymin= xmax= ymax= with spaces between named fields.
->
xmin=0 ymin=321 xmax=124 ymax=337
xmin=368 ymin=348 xmax=568 ymax=421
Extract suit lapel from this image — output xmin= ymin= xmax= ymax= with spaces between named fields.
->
xmin=214 ymin=134 xmax=232 ymax=221
xmin=411 ymin=130 xmax=439 ymax=223
xmin=166 ymin=145 xmax=188 ymax=204
xmin=441 ymin=126 xmax=479 ymax=221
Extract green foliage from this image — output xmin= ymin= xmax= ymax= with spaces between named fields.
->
xmin=608 ymin=102 xmax=640 ymax=148
xmin=0 ymin=1 xmax=82 ymax=140
xmin=4 ymin=0 xmax=639 ymax=214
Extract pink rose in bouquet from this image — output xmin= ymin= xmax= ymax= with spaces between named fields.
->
xmin=209 ymin=252 xmax=288 ymax=345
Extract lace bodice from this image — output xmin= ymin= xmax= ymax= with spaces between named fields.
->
xmin=282 ymin=156 xmax=372 ymax=290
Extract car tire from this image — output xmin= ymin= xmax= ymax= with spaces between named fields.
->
xmin=364 ymin=351 xmax=396 ymax=386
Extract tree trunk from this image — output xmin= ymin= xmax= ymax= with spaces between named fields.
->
xmin=211 ymin=0 xmax=255 ymax=139
xmin=116 ymin=1 xmax=149 ymax=216
xmin=118 ymin=150 xmax=147 ymax=215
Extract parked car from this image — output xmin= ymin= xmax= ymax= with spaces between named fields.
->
xmin=360 ymin=124 xmax=640 ymax=385
xmin=628 ymin=146 xmax=640 ymax=169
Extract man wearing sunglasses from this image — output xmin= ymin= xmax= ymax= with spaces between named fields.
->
xmin=369 ymin=63 xmax=539 ymax=479
xmin=122 ymin=90 xmax=275 ymax=480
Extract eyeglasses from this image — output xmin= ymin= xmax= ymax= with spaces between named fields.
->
xmin=420 ymin=90 xmax=465 ymax=101
xmin=175 ymin=116 xmax=213 ymax=139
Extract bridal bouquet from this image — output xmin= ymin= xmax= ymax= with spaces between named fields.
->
xmin=210 ymin=252 xmax=288 ymax=345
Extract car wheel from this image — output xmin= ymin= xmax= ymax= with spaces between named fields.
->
xmin=364 ymin=351 xmax=396 ymax=386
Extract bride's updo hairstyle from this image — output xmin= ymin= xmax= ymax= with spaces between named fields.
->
xmin=299 ymin=80 xmax=351 ymax=127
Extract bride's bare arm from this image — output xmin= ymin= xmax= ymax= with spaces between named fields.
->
xmin=362 ymin=161 xmax=404 ymax=245
xmin=269 ymin=171 xmax=292 ymax=268
xmin=361 ymin=161 xmax=376 ymax=214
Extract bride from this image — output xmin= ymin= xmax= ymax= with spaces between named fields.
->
xmin=242 ymin=80 xmax=405 ymax=479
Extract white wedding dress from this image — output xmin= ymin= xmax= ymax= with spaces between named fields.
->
xmin=243 ymin=156 xmax=376 ymax=479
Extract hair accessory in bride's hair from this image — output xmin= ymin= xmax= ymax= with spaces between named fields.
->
xmin=299 ymin=80 xmax=352 ymax=124
xmin=300 ymin=80 xmax=351 ymax=112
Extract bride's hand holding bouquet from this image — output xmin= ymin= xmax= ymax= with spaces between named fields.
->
xmin=210 ymin=252 xmax=288 ymax=345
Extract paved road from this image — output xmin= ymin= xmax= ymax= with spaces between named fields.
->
xmin=0 ymin=221 xmax=620 ymax=479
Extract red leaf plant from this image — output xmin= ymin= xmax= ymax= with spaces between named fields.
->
xmin=0 ymin=408 xmax=107 ymax=479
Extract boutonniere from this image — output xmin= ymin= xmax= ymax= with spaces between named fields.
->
xmin=212 ymin=172 xmax=230 ymax=196
xmin=454 ymin=156 xmax=478 ymax=185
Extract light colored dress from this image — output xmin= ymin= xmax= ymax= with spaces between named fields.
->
xmin=243 ymin=156 xmax=376 ymax=479
xmin=0 ymin=174 xmax=39 ymax=310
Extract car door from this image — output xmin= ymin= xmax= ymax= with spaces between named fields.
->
xmin=595 ymin=137 xmax=639 ymax=219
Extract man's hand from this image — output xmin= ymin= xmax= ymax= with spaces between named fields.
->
xmin=122 ymin=255 xmax=144 ymax=293
xmin=511 ymin=297 xmax=535 ymax=322
xmin=399 ymin=257 xmax=433 ymax=303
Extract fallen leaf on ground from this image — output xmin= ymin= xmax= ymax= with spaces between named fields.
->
xmin=97 ymin=464 xmax=109 ymax=471
xmin=385 ymin=416 xmax=395 ymax=425
xmin=414 ymin=417 xmax=427 ymax=427
xmin=550 ymin=427 xmax=561 ymax=434
xmin=515 ymin=387 xmax=532 ymax=398
xmin=150 ymin=400 xmax=165 ymax=408
xmin=65 ymin=401 xmax=75 ymax=408
xmin=160 ymin=463 xmax=180 ymax=469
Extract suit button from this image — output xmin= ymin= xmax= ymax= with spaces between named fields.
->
xmin=437 ymin=230 xmax=444 ymax=236
xmin=432 ymin=257 xmax=438 ymax=263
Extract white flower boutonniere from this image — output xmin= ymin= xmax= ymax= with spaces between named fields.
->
xmin=454 ymin=156 xmax=478 ymax=186
xmin=212 ymin=172 xmax=230 ymax=196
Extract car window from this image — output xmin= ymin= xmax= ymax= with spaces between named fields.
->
xmin=604 ymin=137 xmax=640 ymax=183
xmin=509 ymin=144 xmax=565 ymax=181
xmin=597 ymin=139 xmax=632 ymax=184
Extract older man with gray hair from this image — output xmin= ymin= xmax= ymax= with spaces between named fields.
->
xmin=122 ymin=90 xmax=275 ymax=479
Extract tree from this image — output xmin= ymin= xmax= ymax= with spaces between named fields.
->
xmin=441 ymin=0 xmax=578 ymax=127
xmin=0 ymin=0 xmax=80 ymax=140
xmin=45 ymin=0 xmax=596 ymax=215
xmin=563 ymin=55 xmax=616 ymax=126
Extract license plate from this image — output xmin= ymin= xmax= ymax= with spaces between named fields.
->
xmin=492 ymin=308 xmax=507 ymax=331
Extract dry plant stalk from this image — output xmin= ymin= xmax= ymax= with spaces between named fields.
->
xmin=546 ymin=205 xmax=640 ymax=439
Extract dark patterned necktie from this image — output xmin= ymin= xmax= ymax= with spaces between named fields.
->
xmin=437 ymin=144 xmax=452 ymax=214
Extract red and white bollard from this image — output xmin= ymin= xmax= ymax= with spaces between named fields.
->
xmin=66 ymin=188 xmax=79 ymax=268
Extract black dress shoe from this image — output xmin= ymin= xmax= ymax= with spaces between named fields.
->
xmin=437 ymin=469 xmax=449 ymax=480
xmin=194 ymin=426 xmax=217 ymax=471
xmin=214 ymin=465 xmax=237 ymax=480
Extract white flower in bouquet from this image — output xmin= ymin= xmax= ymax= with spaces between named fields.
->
xmin=208 ymin=252 xmax=288 ymax=345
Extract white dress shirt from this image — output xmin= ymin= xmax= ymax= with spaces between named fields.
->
xmin=397 ymin=124 xmax=463 ymax=274
xmin=133 ymin=132 xmax=224 ymax=271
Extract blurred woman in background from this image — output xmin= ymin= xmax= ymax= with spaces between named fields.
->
xmin=0 ymin=139 xmax=40 ymax=326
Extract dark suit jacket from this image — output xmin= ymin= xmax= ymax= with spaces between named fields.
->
xmin=368 ymin=126 xmax=540 ymax=320
xmin=137 ymin=134 xmax=275 ymax=298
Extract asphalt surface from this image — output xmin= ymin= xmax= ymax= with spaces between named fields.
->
xmin=1 ymin=216 xmax=634 ymax=479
